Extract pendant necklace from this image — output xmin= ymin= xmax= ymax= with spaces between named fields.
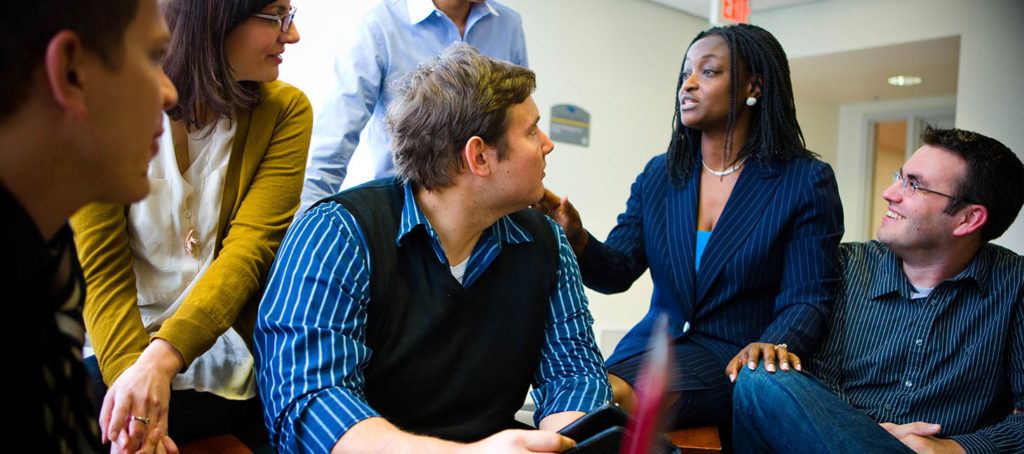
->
xmin=179 ymin=126 xmax=212 ymax=258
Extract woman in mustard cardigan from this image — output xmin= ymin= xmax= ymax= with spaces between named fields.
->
xmin=70 ymin=0 xmax=310 ymax=451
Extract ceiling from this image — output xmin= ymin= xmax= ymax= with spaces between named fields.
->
xmin=644 ymin=0 xmax=960 ymax=105
xmin=789 ymin=36 xmax=960 ymax=104
xmin=646 ymin=0 xmax=824 ymax=21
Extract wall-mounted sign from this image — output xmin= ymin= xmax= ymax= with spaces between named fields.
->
xmin=714 ymin=0 xmax=750 ymax=24
xmin=549 ymin=104 xmax=590 ymax=147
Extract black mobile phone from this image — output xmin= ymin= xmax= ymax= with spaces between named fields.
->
xmin=563 ymin=426 xmax=625 ymax=454
xmin=558 ymin=403 xmax=630 ymax=443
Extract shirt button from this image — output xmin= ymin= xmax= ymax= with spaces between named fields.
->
xmin=915 ymin=339 xmax=923 ymax=346
xmin=904 ymin=380 xmax=913 ymax=388
xmin=682 ymin=321 xmax=690 ymax=333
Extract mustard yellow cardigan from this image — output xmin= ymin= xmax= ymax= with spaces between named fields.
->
xmin=71 ymin=81 xmax=312 ymax=384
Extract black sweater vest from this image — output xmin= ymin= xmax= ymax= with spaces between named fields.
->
xmin=328 ymin=179 xmax=558 ymax=442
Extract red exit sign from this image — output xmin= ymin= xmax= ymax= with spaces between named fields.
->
xmin=722 ymin=0 xmax=750 ymax=23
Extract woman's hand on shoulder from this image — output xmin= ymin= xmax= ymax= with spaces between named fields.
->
xmin=100 ymin=339 xmax=184 ymax=453
xmin=725 ymin=342 xmax=802 ymax=383
xmin=532 ymin=189 xmax=587 ymax=256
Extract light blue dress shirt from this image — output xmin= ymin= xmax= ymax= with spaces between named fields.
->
xmin=257 ymin=184 xmax=611 ymax=453
xmin=299 ymin=0 xmax=528 ymax=213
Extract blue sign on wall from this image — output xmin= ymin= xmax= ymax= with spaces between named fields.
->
xmin=550 ymin=104 xmax=590 ymax=147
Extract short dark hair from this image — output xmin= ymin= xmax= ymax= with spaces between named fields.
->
xmin=667 ymin=24 xmax=814 ymax=184
xmin=0 ymin=0 xmax=141 ymax=121
xmin=922 ymin=126 xmax=1023 ymax=241
xmin=387 ymin=43 xmax=536 ymax=190
xmin=162 ymin=0 xmax=273 ymax=131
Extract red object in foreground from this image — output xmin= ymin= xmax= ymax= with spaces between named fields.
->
xmin=621 ymin=314 xmax=671 ymax=454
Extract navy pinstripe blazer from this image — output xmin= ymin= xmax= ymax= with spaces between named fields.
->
xmin=579 ymin=153 xmax=844 ymax=380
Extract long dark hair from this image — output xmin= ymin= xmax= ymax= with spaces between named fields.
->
xmin=161 ymin=0 xmax=273 ymax=131
xmin=666 ymin=23 xmax=814 ymax=185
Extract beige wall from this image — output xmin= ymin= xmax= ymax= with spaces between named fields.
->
xmin=508 ymin=0 xmax=707 ymax=349
xmin=795 ymin=97 xmax=839 ymax=166
xmin=279 ymin=0 xmax=1023 ymax=355
xmin=280 ymin=0 xmax=709 ymax=353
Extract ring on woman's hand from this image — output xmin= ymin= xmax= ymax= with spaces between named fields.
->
xmin=131 ymin=415 xmax=151 ymax=424
xmin=774 ymin=343 xmax=788 ymax=350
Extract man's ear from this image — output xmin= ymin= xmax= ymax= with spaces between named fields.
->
xmin=952 ymin=204 xmax=988 ymax=237
xmin=44 ymin=30 xmax=89 ymax=118
xmin=463 ymin=136 xmax=493 ymax=177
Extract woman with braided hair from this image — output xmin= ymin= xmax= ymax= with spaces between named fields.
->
xmin=536 ymin=24 xmax=844 ymax=439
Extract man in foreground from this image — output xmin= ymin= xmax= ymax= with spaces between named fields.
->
xmin=1 ymin=0 xmax=177 ymax=452
xmin=257 ymin=44 xmax=610 ymax=453
xmin=733 ymin=126 xmax=1024 ymax=453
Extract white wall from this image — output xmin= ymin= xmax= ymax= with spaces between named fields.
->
xmin=279 ymin=0 xmax=707 ymax=354
xmin=753 ymin=0 xmax=1024 ymax=251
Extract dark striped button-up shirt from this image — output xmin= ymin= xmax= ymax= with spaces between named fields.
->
xmin=256 ymin=184 xmax=611 ymax=453
xmin=812 ymin=241 xmax=1024 ymax=453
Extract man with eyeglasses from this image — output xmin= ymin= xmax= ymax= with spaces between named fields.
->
xmin=732 ymin=126 xmax=1024 ymax=453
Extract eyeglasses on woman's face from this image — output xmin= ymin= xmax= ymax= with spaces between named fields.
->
xmin=251 ymin=5 xmax=296 ymax=33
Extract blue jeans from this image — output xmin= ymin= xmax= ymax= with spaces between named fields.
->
xmin=732 ymin=367 xmax=914 ymax=453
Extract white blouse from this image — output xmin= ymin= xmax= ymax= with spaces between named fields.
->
xmin=118 ymin=113 xmax=254 ymax=400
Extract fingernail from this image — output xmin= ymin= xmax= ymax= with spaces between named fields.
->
xmin=729 ymin=373 xmax=736 ymax=383
xmin=766 ymin=363 xmax=776 ymax=372
xmin=796 ymin=364 xmax=802 ymax=371
xmin=748 ymin=361 xmax=756 ymax=370
xmin=781 ymin=363 xmax=789 ymax=371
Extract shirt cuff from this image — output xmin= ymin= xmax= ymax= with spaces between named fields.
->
xmin=948 ymin=433 xmax=998 ymax=454
xmin=530 ymin=376 xmax=612 ymax=427
xmin=276 ymin=387 xmax=380 ymax=453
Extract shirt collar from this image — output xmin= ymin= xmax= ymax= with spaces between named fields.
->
xmin=869 ymin=241 xmax=988 ymax=300
xmin=407 ymin=0 xmax=498 ymax=26
xmin=396 ymin=183 xmax=533 ymax=249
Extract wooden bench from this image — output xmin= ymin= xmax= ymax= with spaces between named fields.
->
xmin=667 ymin=426 xmax=721 ymax=453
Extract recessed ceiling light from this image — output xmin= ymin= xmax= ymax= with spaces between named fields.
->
xmin=887 ymin=75 xmax=923 ymax=87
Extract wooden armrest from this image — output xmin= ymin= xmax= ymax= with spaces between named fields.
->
xmin=667 ymin=426 xmax=721 ymax=453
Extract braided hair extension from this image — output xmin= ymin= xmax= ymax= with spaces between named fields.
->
xmin=665 ymin=23 xmax=816 ymax=185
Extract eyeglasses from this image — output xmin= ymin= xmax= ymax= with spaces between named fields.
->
xmin=251 ymin=5 xmax=296 ymax=32
xmin=892 ymin=170 xmax=975 ymax=204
